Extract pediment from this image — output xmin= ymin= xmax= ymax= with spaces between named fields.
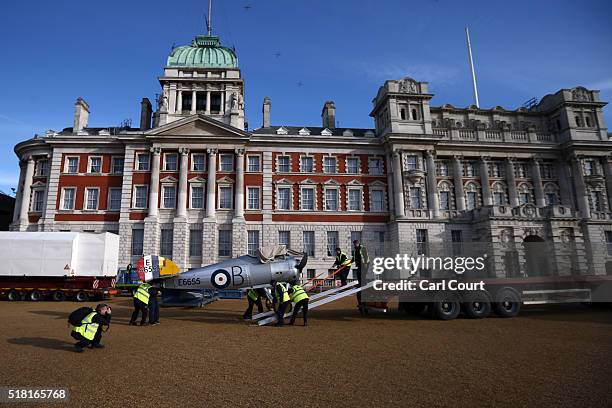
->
xmin=145 ymin=115 xmax=250 ymax=140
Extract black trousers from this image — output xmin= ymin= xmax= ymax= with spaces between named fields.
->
xmin=276 ymin=301 xmax=290 ymax=325
xmin=130 ymin=298 xmax=148 ymax=325
xmin=71 ymin=327 xmax=102 ymax=348
xmin=290 ymin=299 xmax=309 ymax=325
xmin=243 ymin=297 xmax=264 ymax=319
xmin=338 ymin=266 xmax=350 ymax=286
xmin=355 ymin=267 xmax=363 ymax=306
xmin=149 ymin=297 xmax=160 ymax=323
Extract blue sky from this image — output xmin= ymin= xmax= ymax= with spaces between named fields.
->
xmin=0 ymin=0 xmax=611 ymax=194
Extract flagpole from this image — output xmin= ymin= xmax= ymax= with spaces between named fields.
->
xmin=465 ymin=27 xmax=480 ymax=108
xmin=208 ymin=0 xmax=213 ymax=36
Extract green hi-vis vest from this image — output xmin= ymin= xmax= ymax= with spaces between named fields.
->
xmin=275 ymin=282 xmax=290 ymax=303
xmin=336 ymin=252 xmax=352 ymax=266
xmin=72 ymin=311 xmax=99 ymax=341
xmin=290 ymin=284 xmax=309 ymax=303
xmin=134 ymin=283 xmax=151 ymax=304
xmin=247 ymin=289 xmax=259 ymax=301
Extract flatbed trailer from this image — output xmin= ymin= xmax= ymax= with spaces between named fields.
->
xmin=0 ymin=276 xmax=117 ymax=302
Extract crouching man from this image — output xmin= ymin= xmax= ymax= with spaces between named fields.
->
xmin=70 ymin=304 xmax=112 ymax=353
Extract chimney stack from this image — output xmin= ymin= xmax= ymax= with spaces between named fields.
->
xmin=140 ymin=98 xmax=152 ymax=130
xmin=73 ymin=97 xmax=90 ymax=132
xmin=262 ymin=96 xmax=271 ymax=128
xmin=322 ymin=100 xmax=336 ymax=129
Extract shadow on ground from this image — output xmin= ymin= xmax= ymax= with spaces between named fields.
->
xmin=7 ymin=337 xmax=74 ymax=352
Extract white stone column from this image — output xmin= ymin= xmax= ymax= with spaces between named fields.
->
xmin=425 ymin=150 xmax=440 ymax=218
xmin=234 ymin=148 xmax=245 ymax=219
xmin=176 ymin=148 xmax=189 ymax=217
xmin=18 ymin=156 xmax=35 ymax=224
xmin=148 ymin=147 xmax=161 ymax=217
xmin=532 ymin=158 xmax=546 ymax=208
xmin=480 ymin=157 xmax=492 ymax=206
xmin=506 ymin=158 xmax=519 ymax=207
xmin=452 ymin=156 xmax=466 ymax=211
xmin=392 ymin=150 xmax=405 ymax=218
xmin=206 ymin=148 xmax=217 ymax=218
xmin=604 ymin=157 xmax=612 ymax=212
xmin=12 ymin=159 xmax=27 ymax=222
xmin=206 ymin=91 xmax=211 ymax=115
xmin=385 ymin=154 xmax=395 ymax=216
xmin=177 ymin=91 xmax=183 ymax=113
xmin=191 ymin=90 xmax=197 ymax=114
xmin=571 ymin=156 xmax=591 ymax=218
xmin=168 ymin=84 xmax=177 ymax=114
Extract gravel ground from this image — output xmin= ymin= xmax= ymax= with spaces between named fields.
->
xmin=0 ymin=297 xmax=611 ymax=408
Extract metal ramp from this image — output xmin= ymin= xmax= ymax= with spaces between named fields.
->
xmin=257 ymin=281 xmax=375 ymax=326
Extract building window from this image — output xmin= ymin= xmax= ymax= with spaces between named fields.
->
xmin=584 ymin=160 xmax=595 ymax=176
xmin=411 ymin=107 xmax=420 ymax=121
xmin=325 ymin=188 xmax=339 ymax=211
xmin=493 ymin=191 xmax=504 ymax=206
xmin=134 ymin=186 xmax=148 ymax=209
xmin=131 ymin=229 xmax=144 ymax=256
xmin=31 ymin=189 xmax=44 ymax=212
xmin=301 ymin=187 xmax=315 ymax=210
xmin=466 ymin=191 xmax=478 ymax=210
xmin=247 ymin=187 xmax=260 ymax=210
xmin=519 ymin=192 xmax=531 ymax=205
xmin=277 ymin=156 xmax=290 ymax=172
xmin=368 ymin=158 xmax=383 ymax=175
xmin=348 ymin=188 xmax=362 ymax=211
xmin=400 ymin=107 xmax=407 ymax=120
xmin=162 ymin=185 xmax=176 ymax=209
xmin=406 ymin=155 xmax=418 ymax=171
xmin=409 ymin=187 xmax=421 ymax=209
xmin=575 ymin=115 xmax=583 ymax=127
xmin=440 ymin=191 xmax=450 ymax=210
xmin=89 ymin=157 xmax=102 ymax=173
xmin=465 ymin=162 xmax=477 ymax=177
xmin=606 ymin=231 xmax=612 ymax=256
xmin=350 ymin=231 xmax=362 ymax=256
xmin=84 ymin=188 xmax=99 ymax=210
xmin=592 ymin=191 xmax=604 ymax=212
xmin=210 ymin=92 xmax=222 ymax=114
xmin=136 ymin=153 xmax=150 ymax=171
xmin=515 ymin=163 xmax=527 ymax=178
xmin=247 ymin=155 xmax=261 ymax=172
xmin=540 ymin=163 xmax=554 ymax=179
xmin=219 ymin=154 xmax=234 ymax=172
xmin=218 ymin=230 xmax=232 ymax=257
xmin=160 ymin=229 xmax=173 ymax=258
xmin=303 ymin=231 xmax=315 ymax=256
xmin=307 ymin=269 xmax=316 ymax=280
xmin=66 ymin=157 xmax=79 ymax=173
xmin=416 ymin=229 xmax=428 ymax=256
xmin=346 ymin=157 xmax=360 ymax=174
xmin=36 ymin=159 xmax=49 ymax=176
xmin=370 ymin=189 xmax=385 ymax=212
xmin=164 ymin=153 xmax=178 ymax=171
xmin=323 ymin=157 xmax=336 ymax=174
xmin=181 ymin=91 xmax=192 ymax=112
xmin=219 ymin=186 xmax=233 ymax=209
xmin=545 ymin=192 xmax=557 ymax=206
xmin=196 ymin=91 xmax=206 ymax=111
xmin=110 ymin=157 xmax=124 ymax=174
xmin=437 ymin=161 xmax=449 ymax=177
xmin=108 ymin=188 xmax=122 ymax=211
xmin=277 ymin=187 xmax=291 ymax=210
xmin=301 ymin=156 xmax=313 ymax=173
xmin=451 ymin=230 xmax=463 ymax=256
xmin=327 ymin=231 xmax=339 ymax=256
xmin=191 ymin=185 xmax=204 ymax=209
xmin=192 ymin=154 xmax=206 ymax=171
xmin=279 ymin=231 xmax=291 ymax=249
xmin=189 ymin=229 xmax=202 ymax=257
xmin=247 ymin=230 xmax=260 ymax=256
xmin=490 ymin=162 xmax=505 ymax=178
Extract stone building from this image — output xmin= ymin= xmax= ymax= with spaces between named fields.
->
xmin=11 ymin=31 xmax=612 ymax=279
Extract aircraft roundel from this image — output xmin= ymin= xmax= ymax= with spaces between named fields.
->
xmin=211 ymin=269 xmax=231 ymax=289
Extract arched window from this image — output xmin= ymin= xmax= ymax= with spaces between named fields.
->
xmin=491 ymin=182 xmax=508 ymax=206
xmin=517 ymin=183 xmax=534 ymax=205
xmin=464 ymin=182 xmax=481 ymax=210
xmin=543 ymin=183 xmax=559 ymax=206
xmin=400 ymin=108 xmax=407 ymax=120
xmin=411 ymin=108 xmax=418 ymax=120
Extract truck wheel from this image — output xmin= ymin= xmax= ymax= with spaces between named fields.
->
xmin=462 ymin=291 xmax=491 ymax=319
xmin=29 ymin=290 xmax=43 ymax=302
xmin=432 ymin=293 xmax=461 ymax=320
xmin=52 ymin=291 xmax=66 ymax=302
xmin=7 ymin=290 xmax=21 ymax=301
xmin=75 ymin=291 xmax=88 ymax=302
xmin=493 ymin=288 xmax=521 ymax=318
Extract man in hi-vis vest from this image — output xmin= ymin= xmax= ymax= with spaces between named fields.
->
xmin=288 ymin=281 xmax=310 ymax=326
xmin=130 ymin=282 xmax=151 ymax=326
xmin=71 ymin=304 xmax=112 ymax=353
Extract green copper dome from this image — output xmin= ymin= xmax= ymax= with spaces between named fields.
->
xmin=167 ymin=35 xmax=238 ymax=68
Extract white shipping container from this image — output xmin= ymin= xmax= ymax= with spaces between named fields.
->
xmin=0 ymin=232 xmax=119 ymax=277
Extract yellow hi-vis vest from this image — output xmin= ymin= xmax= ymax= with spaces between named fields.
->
xmin=134 ymin=283 xmax=151 ymax=304
xmin=72 ymin=311 xmax=99 ymax=341
xmin=290 ymin=284 xmax=309 ymax=303
xmin=336 ymin=252 xmax=352 ymax=266
xmin=275 ymin=282 xmax=290 ymax=303
xmin=247 ymin=289 xmax=259 ymax=301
